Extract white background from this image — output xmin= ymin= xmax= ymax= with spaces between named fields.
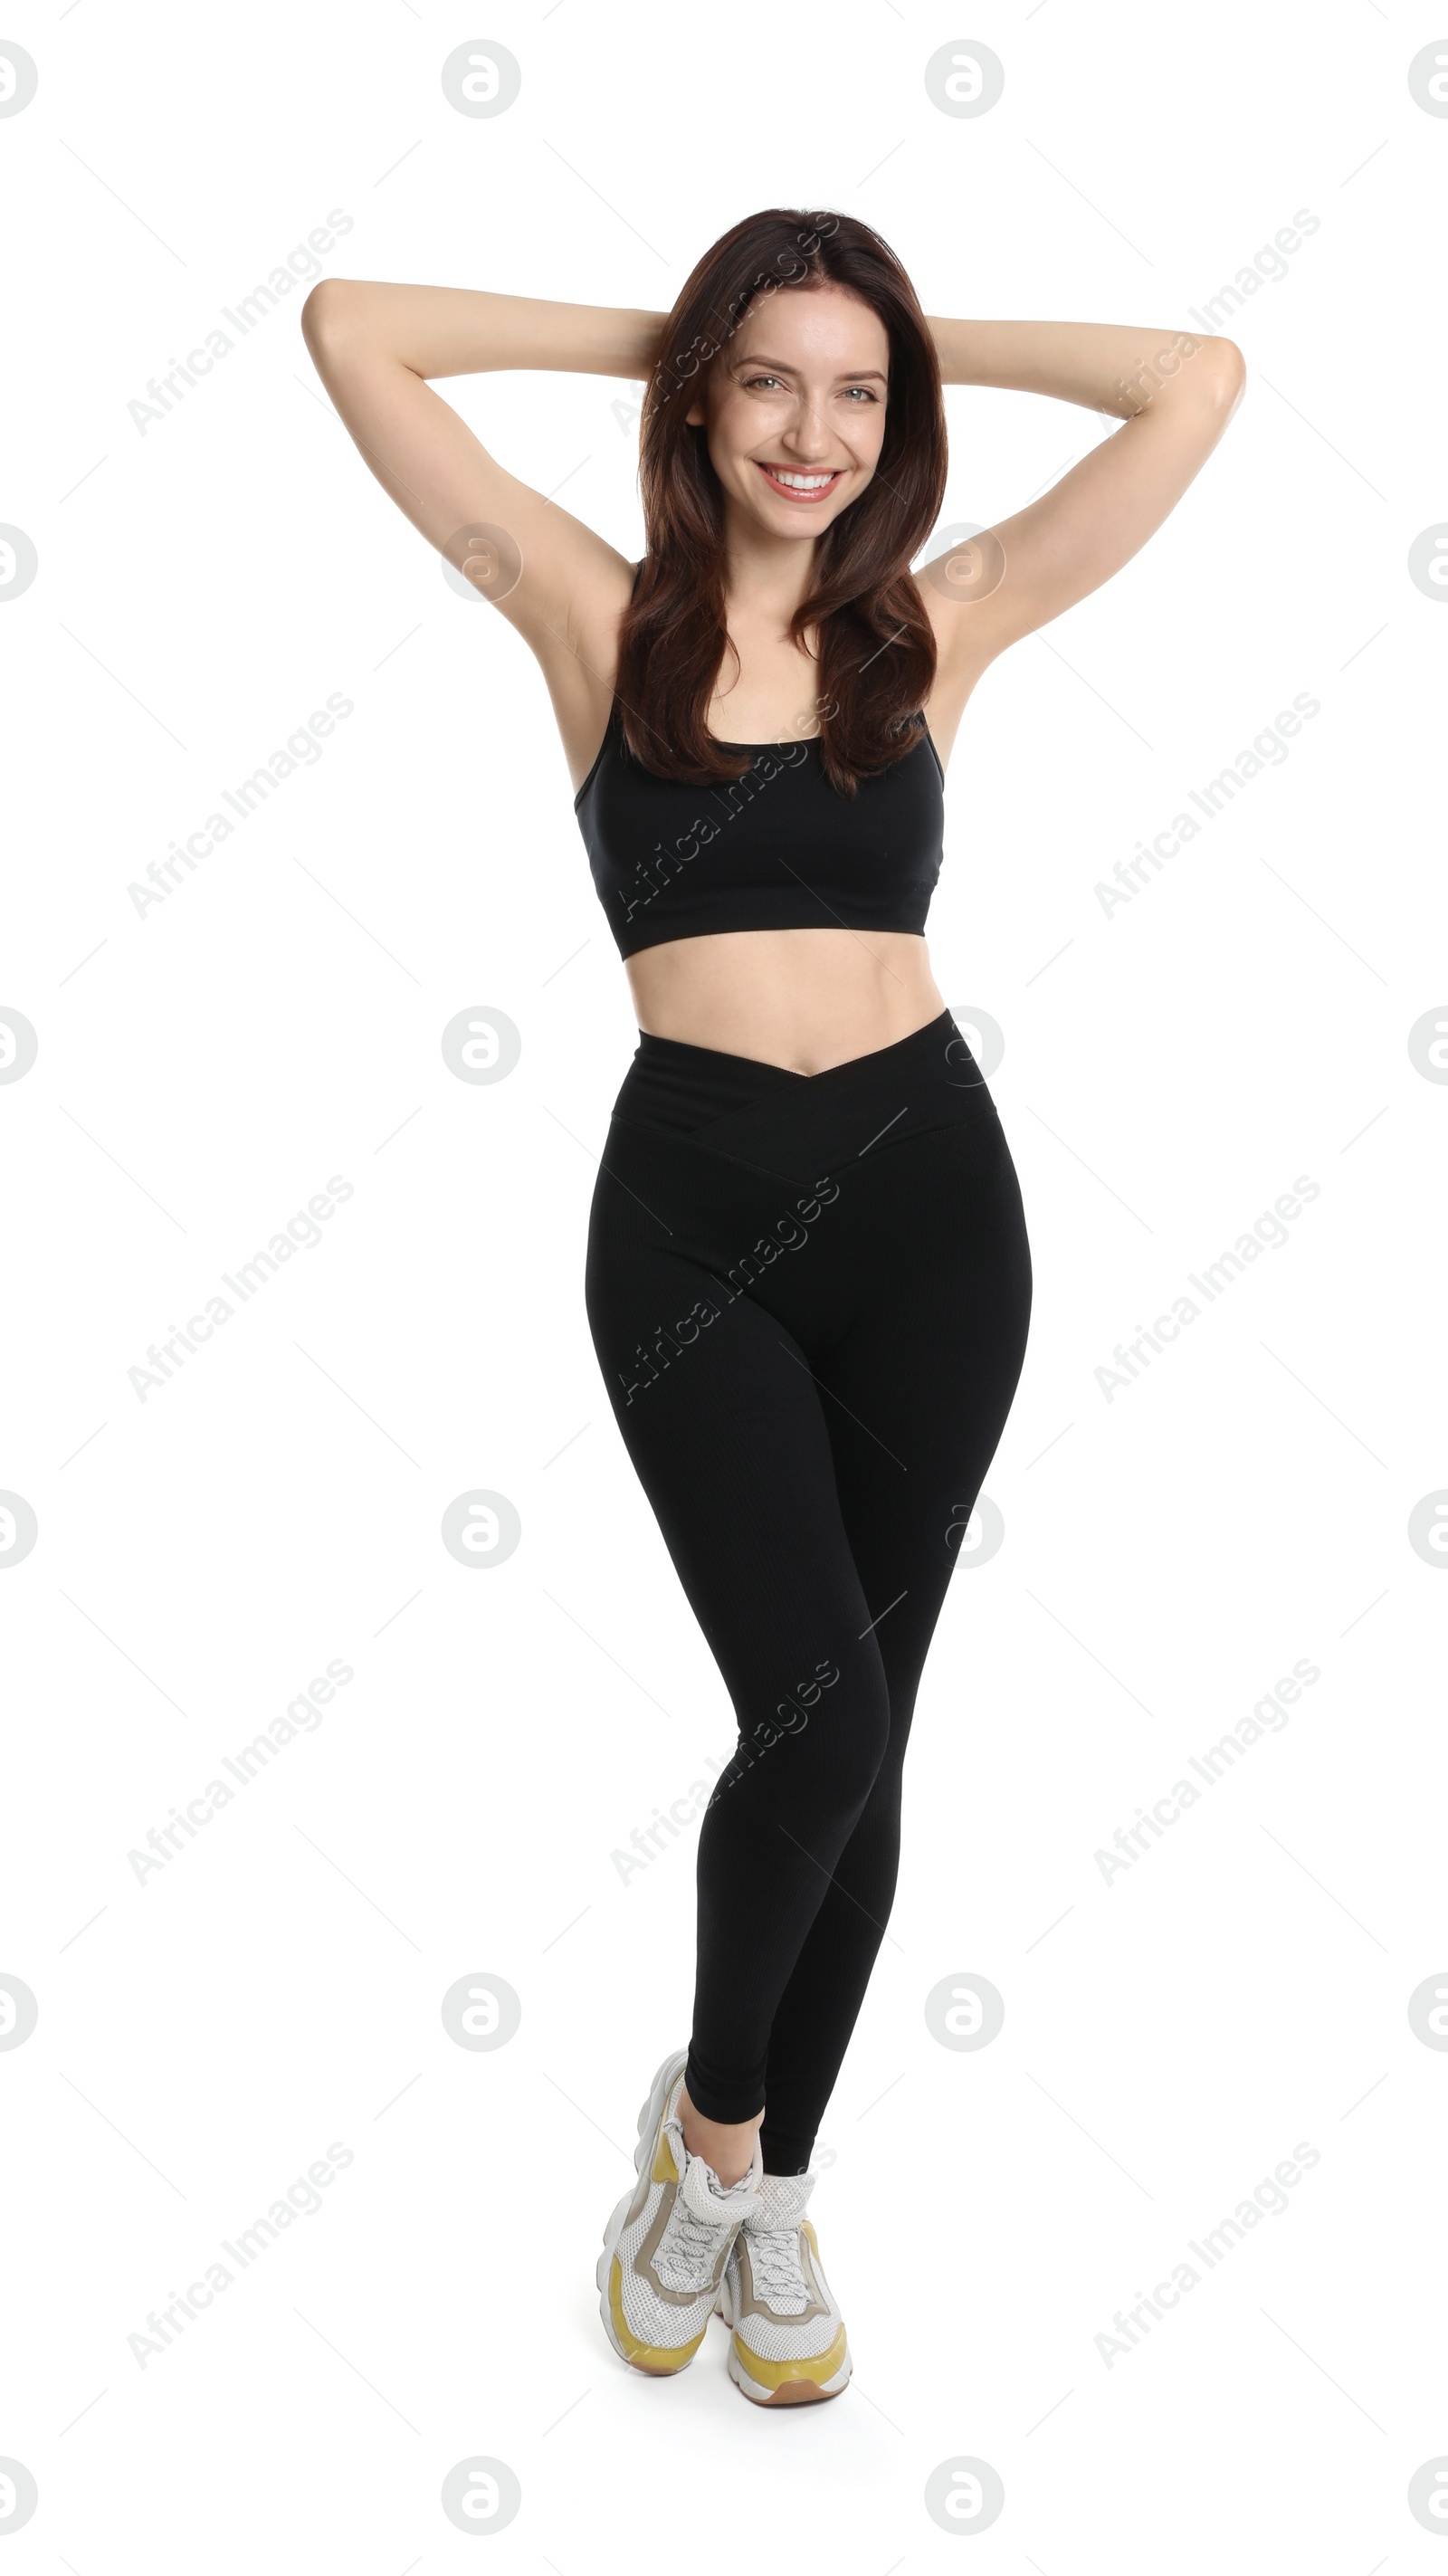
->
xmin=3 ymin=2 xmax=1445 ymax=2566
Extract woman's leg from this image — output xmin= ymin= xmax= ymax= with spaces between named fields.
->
xmin=674 ymin=2092 xmax=763 ymax=2188
xmin=586 ymin=1118 xmax=898 ymax=2166
xmin=757 ymin=1112 xmax=1033 ymax=2171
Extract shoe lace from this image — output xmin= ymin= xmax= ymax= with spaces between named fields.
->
xmin=653 ymin=2130 xmax=756 ymax=2291
xmin=657 ymin=2196 xmax=735 ymax=2289
xmin=746 ymin=2223 xmax=812 ymax=2308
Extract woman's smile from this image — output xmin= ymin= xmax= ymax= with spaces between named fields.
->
xmin=753 ymin=462 xmax=846 ymax=501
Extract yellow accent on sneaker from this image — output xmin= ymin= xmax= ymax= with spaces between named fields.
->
xmin=606 ymin=2255 xmax=709 ymax=2374
xmin=730 ymin=2320 xmax=850 ymax=2392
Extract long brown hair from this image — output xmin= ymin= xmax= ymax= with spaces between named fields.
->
xmin=614 ymin=208 xmax=948 ymax=797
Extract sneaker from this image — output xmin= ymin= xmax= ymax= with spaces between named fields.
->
xmin=596 ymin=2048 xmax=761 ymax=2375
xmin=716 ymin=2170 xmax=852 ymax=2404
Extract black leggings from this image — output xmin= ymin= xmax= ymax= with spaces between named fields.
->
xmin=585 ymin=1009 xmax=1031 ymax=2174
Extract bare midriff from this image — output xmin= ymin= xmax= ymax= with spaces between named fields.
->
xmin=624 ymin=926 xmax=948 ymax=1076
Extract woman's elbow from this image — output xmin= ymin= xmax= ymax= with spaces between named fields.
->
xmin=301 ymin=277 xmax=357 ymax=358
xmin=1204 ymin=336 xmax=1248 ymax=406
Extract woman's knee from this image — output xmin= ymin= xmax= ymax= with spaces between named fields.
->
xmin=782 ymin=1652 xmax=891 ymax=1818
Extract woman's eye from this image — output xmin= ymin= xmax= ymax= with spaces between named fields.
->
xmin=741 ymin=376 xmax=880 ymax=399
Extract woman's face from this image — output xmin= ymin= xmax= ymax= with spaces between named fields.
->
xmin=687 ymin=280 xmax=891 ymax=539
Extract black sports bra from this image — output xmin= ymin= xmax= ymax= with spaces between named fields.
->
xmin=574 ymin=582 xmax=945 ymax=960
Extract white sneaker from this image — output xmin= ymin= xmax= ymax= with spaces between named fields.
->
xmin=716 ymin=2170 xmax=852 ymax=2404
xmin=596 ymin=2049 xmax=761 ymax=2375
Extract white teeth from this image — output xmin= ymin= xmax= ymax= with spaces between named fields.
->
xmin=767 ymin=469 xmax=834 ymax=490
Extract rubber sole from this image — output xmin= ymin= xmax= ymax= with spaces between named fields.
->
xmin=725 ymin=2338 xmax=853 ymax=2404
xmin=715 ymin=2251 xmax=853 ymax=2404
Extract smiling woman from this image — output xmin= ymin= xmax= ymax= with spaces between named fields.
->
xmin=614 ymin=209 xmax=946 ymax=797
xmin=300 ymin=203 xmax=1244 ymax=2406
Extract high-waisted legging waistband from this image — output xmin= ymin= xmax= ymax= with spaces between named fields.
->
xmin=611 ymin=1007 xmax=996 ymax=1169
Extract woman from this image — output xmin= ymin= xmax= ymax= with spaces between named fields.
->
xmin=302 ymin=210 xmax=1244 ymax=2406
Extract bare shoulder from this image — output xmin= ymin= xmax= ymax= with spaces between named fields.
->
xmin=919 ymin=604 xmax=1001 ymax=772
xmin=519 ymin=535 xmax=638 ymax=790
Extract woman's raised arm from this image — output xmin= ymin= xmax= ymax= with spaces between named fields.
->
xmin=919 ymin=316 xmax=1246 ymax=719
xmin=300 ymin=284 xmax=667 ymax=776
